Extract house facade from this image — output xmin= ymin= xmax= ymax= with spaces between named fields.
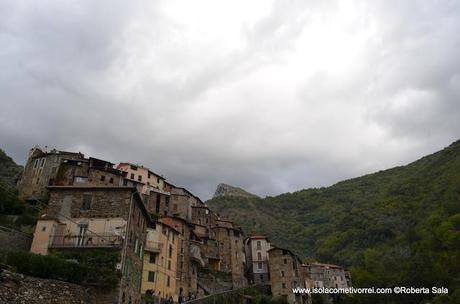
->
xmin=268 ymin=247 xmax=309 ymax=304
xmin=30 ymin=186 xmax=151 ymax=304
xmin=142 ymin=220 xmax=180 ymax=303
xmin=244 ymin=235 xmax=271 ymax=285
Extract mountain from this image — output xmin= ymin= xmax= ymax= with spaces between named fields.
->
xmin=207 ymin=140 xmax=460 ymax=304
xmin=0 ymin=149 xmax=26 ymax=218
xmin=213 ymin=183 xmax=259 ymax=199
xmin=0 ymin=149 xmax=23 ymax=189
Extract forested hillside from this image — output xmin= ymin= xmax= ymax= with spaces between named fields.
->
xmin=0 ymin=149 xmax=36 ymax=232
xmin=208 ymin=140 xmax=460 ymax=303
xmin=0 ymin=149 xmax=22 ymax=189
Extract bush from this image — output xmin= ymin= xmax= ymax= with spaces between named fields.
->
xmin=6 ymin=251 xmax=87 ymax=284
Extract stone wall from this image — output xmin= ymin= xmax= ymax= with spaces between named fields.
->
xmin=0 ymin=270 xmax=119 ymax=304
xmin=0 ymin=270 xmax=89 ymax=304
xmin=0 ymin=225 xmax=32 ymax=253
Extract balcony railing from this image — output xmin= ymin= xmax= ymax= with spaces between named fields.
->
xmin=144 ymin=241 xmax=162 ymax=252
xmin=49 ymin=233 xmax=123 ymax=249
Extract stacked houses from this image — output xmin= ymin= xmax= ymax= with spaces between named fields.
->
xmin=18 ymin=146 xmax=350 ymax=304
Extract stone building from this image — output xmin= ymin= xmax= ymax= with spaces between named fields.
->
xmin=244 ymin=235 xmax=271 ymax=285
xmin=170 ymin=186 xmax=204 ymax=221
xmin=302 ymin=263 xmax=350 ymax=289
xmin=117 ymin=163 xmax=167 ymax=195
xmin=212 ymin=219 xmax=246 ymax=288
xmin=52 ymin=157 xmax=126 ymax=187
xmin=142 ymin=220 xmax=179 ymax=303
xmin=267 ymin=247 xmax=308 ymax=304
xmin=191 ymin=205 xmax=218 ymax=228
xmin=17 ymin=147 xmax=85 ymax=201
xmin=117 ymin=163 xmax=172 ymax=219
xmin=30 ymin=186 xmax=151 ymax=304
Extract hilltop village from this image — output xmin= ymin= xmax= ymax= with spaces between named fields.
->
xmin=16 ymin=146 xmax=351 ymax=304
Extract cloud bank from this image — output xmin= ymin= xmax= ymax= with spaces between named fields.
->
xmin=1 ymin=0 xmax=460 ymax=199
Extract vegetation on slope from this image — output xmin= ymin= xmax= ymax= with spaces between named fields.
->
xmin=208 ymin=140 xmax=460 ymax=304
xmin=0 ymin=148 xmax=37 ymax=233
xmin=0 ymin=149 xmax=22 ymax=190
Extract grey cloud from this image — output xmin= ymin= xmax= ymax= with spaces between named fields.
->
xmin=1 ymin=0 xmax=460 ymax=199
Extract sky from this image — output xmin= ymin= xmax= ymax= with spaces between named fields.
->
xmin=1 ymin=0 xmax=460 ymax=199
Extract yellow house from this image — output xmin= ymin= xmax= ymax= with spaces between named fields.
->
xmin=142 ymin=220 xmax=179 ymax=303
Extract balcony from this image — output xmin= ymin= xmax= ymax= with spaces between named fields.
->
xmin=144 ymin=241 xmax=162 ymax=252
xmin=49 ymin=233 xmax=123 ymax=249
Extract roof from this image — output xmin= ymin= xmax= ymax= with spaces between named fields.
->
xmin=244 ymin=235 xmax=269 ymax=242
xmin=47 ymin=186 xmax=138 ymax=190
xmin=117 ymin=162 xmax=165 ymax=180
xmin=161 ymin=215 xmax=194 ymax=228
xmin=267 ymin=246 xmax=302 ymax=264
xmin=303 ymin=263 xmax=344 ymax=270
xmin=158 ymin=220 xmax=181 ymax=234
xmin=32 ymin=149 xmax=84 ymax=159
xmin=171 ymin=186 xmax=204 ymax=205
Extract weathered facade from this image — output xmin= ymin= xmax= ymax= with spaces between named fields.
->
xmin=212 ymin=220 xmax=246 ymax=288
xmin=302 ymin=263 xmax=350 ymax=289
xmin=244 ymin=235 xmax=271 ymax=285
xmin=142 ymin=220 xmax=180 ymax=303
xmin=268 ymin=247 xmax=309 ymax=304
xmin=117 ymin=163 xmax=166 ymax=194
xmin=17 ymin=147 xmax=85 ymax=201
xmin=170 ymin=186 xmax=203 ymax=221
xmin=160 ymin=216 xmax=202 ymax=299
xmin=30 ymin=186 xmax=151 ymax=304
xmin=191 ymin=205 xmax=218 ymax=228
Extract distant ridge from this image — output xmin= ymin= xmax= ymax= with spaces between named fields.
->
xmin=213 ymin=183 xmax=259 ymax=199
xmin=207 ymin=139 xmax=460 ymax=303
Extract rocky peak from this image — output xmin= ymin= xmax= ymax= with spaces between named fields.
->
xmin=213 ymin=183 xmax=259 ymax=199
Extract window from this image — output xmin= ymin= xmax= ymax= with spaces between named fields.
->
xmin=165 ymin=197 xmax=170 ymax=207
xmin=138 ymin=175 xmax=142 ymax=182
xmin=258 ymin=262 xmax=262 ymax=269
xmin=157 ymin=177 xmax=160 ymax=183
xmin=148 ymin=271 xmax=155 ymax=282
xmin=257 ymin=241 xmax=261 ymax=250
xmin=100 ymin=175 xmax=105 ymax=181
xmin=40 ymin=158 xmax=45 ymax=167
xmin=123 ymin=179 xmax=128 ymax=186
xmin=167 ymin=276 xmax=170 ymax=287
xmin=281 ymin=271 xmax=285 ymax=277
xmin=149 ymin=253 xmax=157 ymax=264
xmin=82 ymin=194 xmax=92 ymax=210
xmin=283 ymin=258 xmax=287 ymax=264
xmin=168 ymin=260 xmax=171 ymax=270
xmin=282 ymin=283 xmax=286 ymax=289
xmin=257 ymin=252 xmax=262 ymax=260
xmin=109 ymin=177 xmax=114 ymax=184
xmin=36 ymin=177 xmax=40 ymax=184
xmin=169 ymin=245 xmax=173 ymax=258
xmin=130 ymin=173 xmax=135 ymax=179
xmin=41 ymin=226 xmax=46 ymax=232
xmin=34 ymin=159 xmax=39 ymax=168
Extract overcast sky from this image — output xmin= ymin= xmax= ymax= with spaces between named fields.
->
xmin=1 ymin=0 xmax=460 ymax=199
